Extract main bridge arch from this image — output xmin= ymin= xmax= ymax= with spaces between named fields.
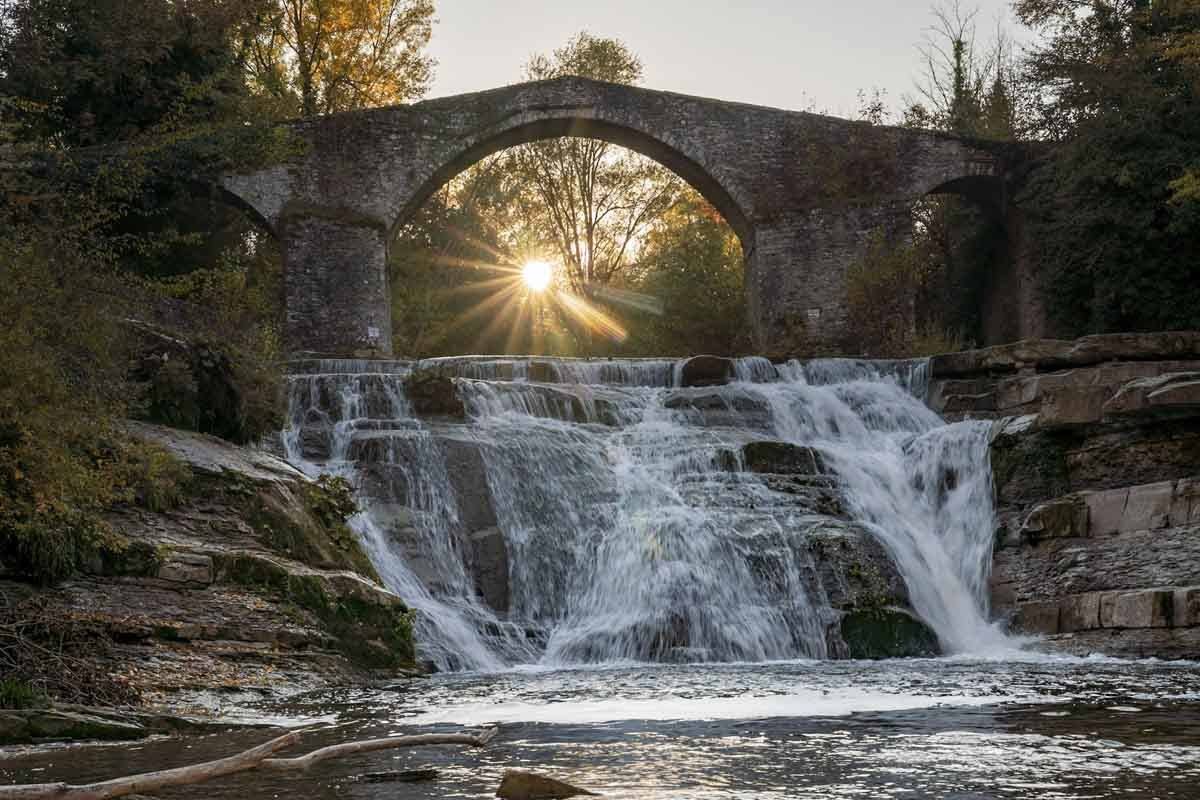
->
xmin=223 ymin=76 xmax=1001 ymax=358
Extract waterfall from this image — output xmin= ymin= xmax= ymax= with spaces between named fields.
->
xmin=283 ymin=363 xmax=533 ymax=671
xmin=742 ymin=361 xmax=1006 ymax=653
xmin=282 ymin=354 xmax=1008 ymax=670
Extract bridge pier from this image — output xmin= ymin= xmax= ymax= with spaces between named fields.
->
xmin=280 ymin=212 xmax=393 ymax=359
xmin=749 ymin=201 xmax=914 ymax=357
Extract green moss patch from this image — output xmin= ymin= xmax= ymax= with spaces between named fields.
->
xmin=216 ymin=553 xmax=414 ymax=670
xmin=840 ymin=608 xmax=940 ymax=659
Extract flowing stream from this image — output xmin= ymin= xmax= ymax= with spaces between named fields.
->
xmin=7 ymin=356 xmax=1200 ymax=800
xmin=282 ymin=354 xmax=1009 ymax=670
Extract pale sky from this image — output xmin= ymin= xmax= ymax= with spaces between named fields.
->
xmin=427 ymin=0 xmax=1019 ymax=119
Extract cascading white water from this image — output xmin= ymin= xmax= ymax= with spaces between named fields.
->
xmin=460 ymin=382 xmax=831 ymax=663
xmin=745 ymin=360 xmax=1008 ymax=653
xmin=283 ymin=364 xmax=533 ymax=671
xmin=281 ymin=354 xmax=1010 ymax=670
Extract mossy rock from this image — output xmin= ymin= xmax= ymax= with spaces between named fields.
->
xmin=742 ymin=441 xmax=829 ymax=476
xmin=216 ymin=553 xmax=414 ymax=670
xmin=0 ymin=710 xmax=148 ymax=745
xmin=88 ymin=537 xmax=165 ymax=578
xmin=246 ymin=482 xmax=378 ymax=582
xmin=840 ymin=608 xmax=940 ymax=659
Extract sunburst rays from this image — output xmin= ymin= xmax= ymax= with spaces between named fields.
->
xmin=417 ymin=226 xmax=663 ymax=351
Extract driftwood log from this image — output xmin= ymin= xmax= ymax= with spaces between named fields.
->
xmin=0 ymin=727 xmax=499 ymax=800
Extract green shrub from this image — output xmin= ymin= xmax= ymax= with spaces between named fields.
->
xmin=845 ymin=231 xmax=926 ymax=357
xmin=0 ymin=414 xmax=188 ymax=585
xmin=0 ymin=511 xmax=103 ymax=585
xmin=0 ymin=679 xmax=48 ymax=710
xmin=111 ymin=439 xmax=192 ymax=512
xmin=135 ymin=339 xmax=283 ymax=445
xmin=303 ymin=475 xmax=359 ymax=528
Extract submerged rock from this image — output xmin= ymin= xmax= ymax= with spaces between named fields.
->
xmin=839 ymin=608 xmax=940 ymax=659
xmin=497 ymin=769 xmax=598 ymax=799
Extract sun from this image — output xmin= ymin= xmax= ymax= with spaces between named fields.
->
xmin=522 ymin=260 xmax=553 ymax=292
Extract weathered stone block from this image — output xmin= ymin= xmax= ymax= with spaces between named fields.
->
xmin=1083 ymin=488 xmax=1129 ymax=537
xmin=1102 ymin=590 xmax=1174 ymax=629
xmin=989 ymin=420 xmax=1072 ymax=507
xmin=939 ymin=391 xmax=998 ymax=415
xmin=1104 ymin=372 xmax=1200 ymax=420
xmin=1059 ymin=592 xmax=1102 ymax=632
xmin=1173 ymin=587 xmax=1200 ymax=628
xmin=678 ymin=355 xmax=735 ymax=387
xmin=404 ymin=369 xmax=466 ymax=419
xmin=436 ymin=434 xmax=498 ymax=532
xmin=1013 ymin=600 xmax=1061 ymax=634
xmin=1038 ymin=386 xmax=1111 ymax=428
xmin=741 ymin=441 xmax=829 ymax=476
xmin=470 ymin=527 xmax=510 ymax=615
xmin=1179 ymin=479 xmax=1200 ymax=525
xmin=157 ymin=552 xmax=214 ymax=586
xmin=1019 ymin=497 xmax=1088 ymax=542
xmin=1122 ymin=482 xmax=1175 ymax=532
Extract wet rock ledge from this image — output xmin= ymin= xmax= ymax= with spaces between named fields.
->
xmin=928 ymin=332 xmax=1200 ymax=659
xmin=0 ymin=422 xmax=415 ymax=742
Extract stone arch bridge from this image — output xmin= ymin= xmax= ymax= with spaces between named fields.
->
xmin=223 ymin=76 xmax=1003 ymax=358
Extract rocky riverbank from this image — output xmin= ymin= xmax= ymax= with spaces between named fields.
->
xmin=0 ymin=422 xmax=414 ymax=744
xmin=928 ymin=332 xmax=1200 ymax=658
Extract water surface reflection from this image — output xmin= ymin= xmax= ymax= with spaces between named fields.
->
xmin=3 ymin=658 xmax=1199 ymax=799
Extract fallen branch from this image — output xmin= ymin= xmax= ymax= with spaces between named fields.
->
xmin=0 ymin=730 xmax=300 ymax=800
xmin=0 ymin=727 xmax=499 ymax=800
xmin=259 ymin=728 xmax=499 ymax=771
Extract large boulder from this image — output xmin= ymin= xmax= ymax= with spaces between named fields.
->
xmin=678 ymin=355 xmax=736 ymax=387
xmin=497 ymin=770 xmax=597 ymax=799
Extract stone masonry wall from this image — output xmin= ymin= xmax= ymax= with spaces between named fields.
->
xmin=224 ymin=76 xmax=1002 ymax=358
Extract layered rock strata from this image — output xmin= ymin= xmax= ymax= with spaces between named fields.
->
xmin=928 ymin=332 xmax=1200 ymax=658
xmin=0 ymin=422 xmax=414 ymax=719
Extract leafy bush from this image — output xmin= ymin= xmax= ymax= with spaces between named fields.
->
xmin=845 ymin=231 xmax=927 ymax=357
xmin=111 ymin=439 xmax=192 ymax=513
xmin=303 ymin=475 xmax=360 ymax=529
xmin=135 ymin=338 xmax=283 ymax=445
xmin=0 ymin=679 xmax=48 ymax=710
